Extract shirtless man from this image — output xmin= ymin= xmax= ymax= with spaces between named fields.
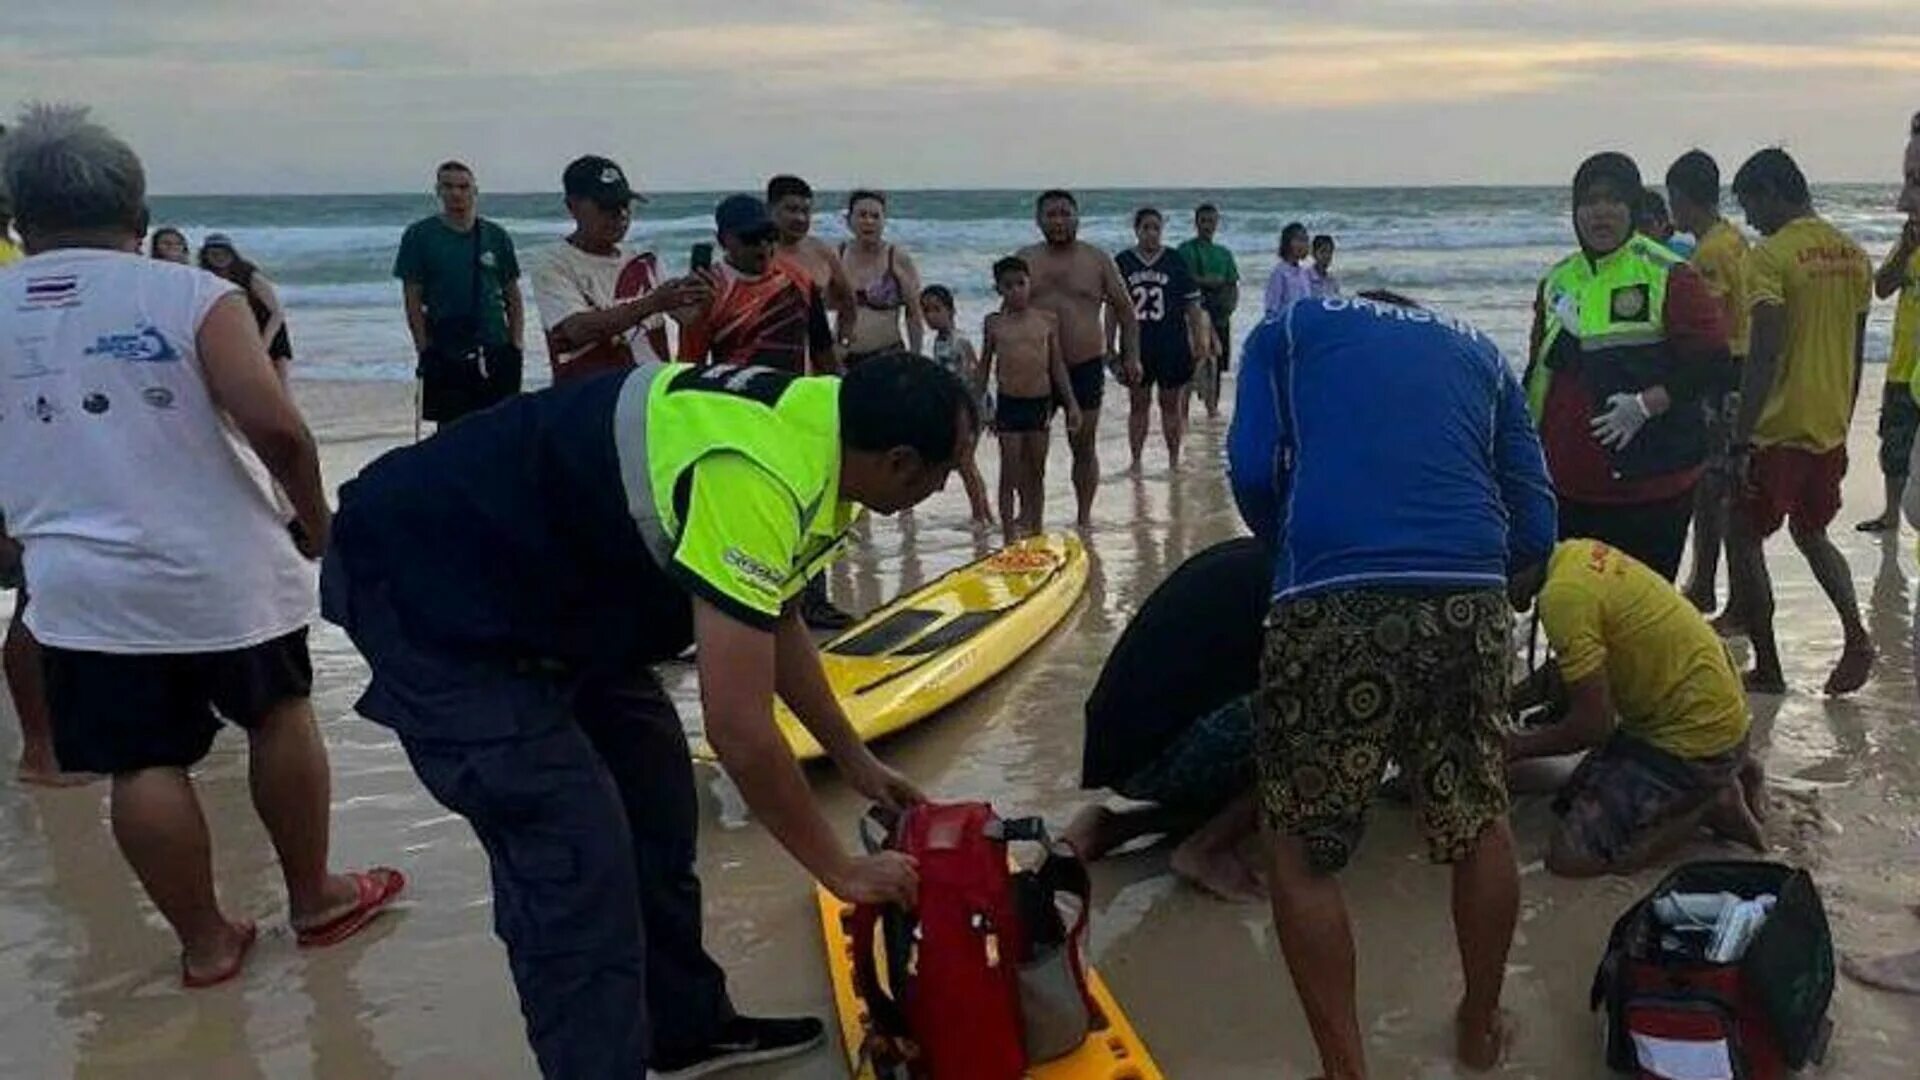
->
xmin=1018 ymin=190 xmax=1140 ymax=529
xmin=982 ymin=257 xmax=1081 ymax=542
xmin=766 ymin=174 xmax=862 ymax=630
xmin=767 ymin=175 xmax=857 ymax=372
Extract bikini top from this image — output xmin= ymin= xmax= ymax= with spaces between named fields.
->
xmin=842 ymin=242 xmax=904 ymax=311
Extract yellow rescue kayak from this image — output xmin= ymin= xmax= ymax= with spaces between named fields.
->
xmin=693 ymin=532 xmax=1089 ymax=762
xmin=815 ymin=883 xmax=1165 ymax=1080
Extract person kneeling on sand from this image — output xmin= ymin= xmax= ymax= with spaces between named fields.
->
xmin=1507 ymin=540 xmax=1765 ymax=878
xmin=1064 ymin=537 xmax=1270 ymax=902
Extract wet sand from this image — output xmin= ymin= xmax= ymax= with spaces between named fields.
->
xmin=2 ymin=369 xmax=1918 ymax=1078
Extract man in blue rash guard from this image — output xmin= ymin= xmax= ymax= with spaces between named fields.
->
xmin=1227 ymin=289 xmax=1556 ymax=1077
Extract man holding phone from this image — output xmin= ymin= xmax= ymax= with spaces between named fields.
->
xmin=679 ymin=195 xmax=853 ymax=630
xmin=533 ymin=156 xmax=709 ymax=383
xmin=678 ymin=195 xmax=836 ymax=375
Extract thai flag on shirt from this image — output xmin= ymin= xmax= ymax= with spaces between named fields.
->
xmin=23 ymin=276 xmax=79 ymax=307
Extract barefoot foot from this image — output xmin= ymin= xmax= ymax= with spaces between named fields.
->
xmin=1704 ymin=785 xmax=1768 ymax=852
xmin=1061 ymin=805 xmax=1119 ymax=862
xmin=1455 ymin=1006 xmax=1514 ymax=1072
xmin=181 ymin=918 xmax=257 ymax=988
xmin=1842 ymin=949 xmax=1920 ymax=994
xmin=1738 ymin=759 xmax=1768 ymax=824
xmin=1170 ymin=843 xmax=1265 ymax=903
xmin=1824 ymin=640 xmax=1875 ymax=696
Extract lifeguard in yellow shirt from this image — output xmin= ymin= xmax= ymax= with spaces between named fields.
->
xmin=1509 ymin=540 xmax=1764 ymax=878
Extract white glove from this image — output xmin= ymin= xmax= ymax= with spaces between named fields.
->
xmin=1590 ymin=391 xmax=1652 ymax=450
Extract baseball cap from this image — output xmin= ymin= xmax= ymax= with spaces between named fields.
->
xmin=714 ymin=194 xmax=776 ymax=239
xmin=202 ymin=232 xmax=235 ymax=250
xmin=563 ymin=155 xmax=644 ymax=207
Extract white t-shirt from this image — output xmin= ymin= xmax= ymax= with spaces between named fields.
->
xmin=531 ymin=241 xmax=666 ymax=379
xmin=0 ymin=249 xmax=317 ymax=653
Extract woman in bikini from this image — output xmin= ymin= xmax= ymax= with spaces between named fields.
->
xmin=839 ymin=190 xmax=925 ymax=364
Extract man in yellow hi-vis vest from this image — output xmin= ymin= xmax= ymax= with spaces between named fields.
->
xmin=322 ymin=354 xmax=977 ymax=1078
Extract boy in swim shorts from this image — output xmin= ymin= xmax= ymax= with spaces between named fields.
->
xmin=982 ymin=257 xmax=1080 ymax=543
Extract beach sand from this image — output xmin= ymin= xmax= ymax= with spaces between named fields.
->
xmin=1 ymin=369 xmax=1917 ymax=1078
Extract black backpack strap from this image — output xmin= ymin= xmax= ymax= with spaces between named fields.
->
xmin=859 ymin=804 xmax=899 ymax=855
xmin=845 ymin=901 xmax=917 ymax=1066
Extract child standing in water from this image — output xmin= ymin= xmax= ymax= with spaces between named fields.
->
xmin=920 ymin=285 xmax=995 ymax=527
xmin=982 ymin=257 xmax=1079 ymax=543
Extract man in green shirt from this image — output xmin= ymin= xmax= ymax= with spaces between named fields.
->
xmin=394 ymin=160 xmax=525 ymax=425
xmin=1177 ymin=203 xmax=1239 ymax=417
xmin=323 ymin=354 xmax=977 ymax=1078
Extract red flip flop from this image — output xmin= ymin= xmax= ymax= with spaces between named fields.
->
xmin=182 ymin=920 xmax=258 ymax=989
xmin=296 ymin=867 xmax=406 ymax=950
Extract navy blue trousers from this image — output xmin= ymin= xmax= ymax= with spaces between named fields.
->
xmin=323 ymin=553 xmax=734 ymax=1078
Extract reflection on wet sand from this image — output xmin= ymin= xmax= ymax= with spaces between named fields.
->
xmin=1 ymin=373 xmax=1917 ymax=1077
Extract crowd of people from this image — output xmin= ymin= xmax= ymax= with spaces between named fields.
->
xmin=1066 ymin=124 xmax=1920 ymax=1079
xmin=1 ymin=95 xmax=1918 ymax=1080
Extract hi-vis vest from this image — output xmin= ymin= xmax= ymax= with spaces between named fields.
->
xmin=1524 ymin=235 xmax=1707 ymax=482
xmin=1528 ymin=234 xmax=1683 ymax=418
xmin=614 ymin=361 xmax=855 ymax=584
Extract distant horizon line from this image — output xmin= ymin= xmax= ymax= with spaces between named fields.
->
xmin=146 ymin=179 xmax=1891 ymax=200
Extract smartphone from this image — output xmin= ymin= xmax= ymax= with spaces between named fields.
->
xmin=690 ymin=242 xmax=713 ymax=273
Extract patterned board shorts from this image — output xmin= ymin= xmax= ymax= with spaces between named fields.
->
xmin=1553 ymin=733 xmax=1749 ymax=868
xmin=1113 ymin=695 xmax=1254 ymax=814
xmin=1254 ymin=588 xmax=1511 ymax=874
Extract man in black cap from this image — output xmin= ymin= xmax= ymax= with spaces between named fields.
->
xmin=679 ymin=195 xmax=854 ymax=629
xmin=1524 ymin=152 xmax=1733 ymax=579
xmin=678 ymin=194 xmax=835 ymax=373
xmin=394 ymin=160 xmax=525 ymax=426
xmin=533 ymin=155 xmax=709 ymax=383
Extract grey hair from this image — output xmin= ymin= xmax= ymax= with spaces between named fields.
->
xmin=1 ymin=103 xmax=146 ymax=235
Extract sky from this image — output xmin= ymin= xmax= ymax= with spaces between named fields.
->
xmin=2 ymin=0 xmax=1916 ymax=194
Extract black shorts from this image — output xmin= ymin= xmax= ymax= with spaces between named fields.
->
xmin=1210 ymin=315 xmax=1232 ymax=373
xmin=1139 ymin=348 xmax=1195 ymax=390
xmin=43 ymin=628 xmax=313 ymax=774
xmin=844 ymin=346 xmax=910 ymax=368
xmin=1877 ymin=382 xmax=1919 ymax=478
xmin=1064 ymin=359 xmax=1105 ymax=410
xmin=996 ymin=394 xmax=1053 ymax=434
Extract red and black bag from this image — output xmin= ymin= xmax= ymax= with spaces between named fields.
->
xmin=1592 ymin=861 xmax=1834 ymax=1079
xmin=846 ymin=802 xmax=1097 ymax=1080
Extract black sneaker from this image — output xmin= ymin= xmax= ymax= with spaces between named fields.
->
xmin=649 ymin=1016 xmax=827 ymax=1079
xmin=801 ymin=595 xmax=857 ymax=632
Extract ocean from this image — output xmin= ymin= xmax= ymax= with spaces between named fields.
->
xmin=143 ymin=186 xmax=1911 ymax=383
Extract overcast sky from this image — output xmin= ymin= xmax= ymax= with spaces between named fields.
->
xmin=3 ymin=1 xmax=1915 ymax=194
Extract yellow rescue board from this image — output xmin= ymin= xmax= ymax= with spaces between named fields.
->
xmin=815 ymin=884 xmax=1165 ymax=1080
xmin=693 ymin=533 xmax=1089 ymax=762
